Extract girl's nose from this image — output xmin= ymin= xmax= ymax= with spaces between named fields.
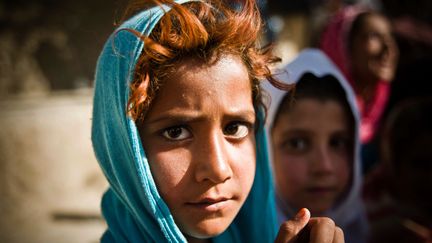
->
xmin=380 ymin=35 xmax=397 ymax=58
xmin=194 ymin=132 xmax=232 ymax=183
xmin=311 ymin=146 xmax=334 ymax=175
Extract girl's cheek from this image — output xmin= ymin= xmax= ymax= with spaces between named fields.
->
xmin=281 ymin=157 xmax=308 ymax=177
xmin=152 ymin=151 xmax=190 ymax=186
xmin=368 ymin=40 xmax=382 ymax=54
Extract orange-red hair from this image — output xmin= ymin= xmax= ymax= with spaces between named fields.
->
xmin=124 ymin=0 xmax=289 ymax=121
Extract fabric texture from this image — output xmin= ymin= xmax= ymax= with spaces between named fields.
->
xmin=91 ymin=1 xmax=278 ymax=242
xmin=319 ymin=5 xmax=390 ymax=143
xmin=263 ymin=48 xmax=369 ymax=243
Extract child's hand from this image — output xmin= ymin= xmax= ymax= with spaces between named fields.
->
xmin=275 ymin=208 xmax=344 ymax=243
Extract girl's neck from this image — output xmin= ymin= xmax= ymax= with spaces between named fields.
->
xmin=355 ymin=77 xmax=378 ymax=104
xmin=186 ymin=236 xmax=212 ymax=243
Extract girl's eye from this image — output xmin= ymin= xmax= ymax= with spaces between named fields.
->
xmin=281 ymin=138 xmax=308 ymax=152
xmin=290 ymin=138 xmax=307 ymax=150
xmin=224 ymin=122 xmax=250 ymax=139
xmin=162 ymin=126 xmax=191 ymax=141
xmin=330 ymin=136 xmax=350 ymax=151
xmin=366 ymin=32 xmax=381 ymax=41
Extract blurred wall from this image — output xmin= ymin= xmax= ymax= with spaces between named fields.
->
xmin=0 ymin=0 xmax=124 ymax=95
xmin=0 ymin=0 xmax=126 ymax=242
xmin=0 ymin=91 xmax=107 ymax=243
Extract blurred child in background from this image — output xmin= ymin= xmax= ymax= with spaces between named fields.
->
xmin=264 ymin=49 xmax=369 ymax=243
xmin=363 ymin=98 xmax=432 ymax=243
xmin=319 ymin=5 xmax=399 ymax=173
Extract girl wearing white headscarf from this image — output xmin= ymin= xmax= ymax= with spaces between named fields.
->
xmin=264 ymin=49 xmax=369 ymax=243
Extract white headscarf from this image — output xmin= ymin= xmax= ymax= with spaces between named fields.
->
xmin=263 ymin=48 xmax=369 ymax=243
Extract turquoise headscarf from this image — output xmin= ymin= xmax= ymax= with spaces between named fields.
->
xmin=91 ymin=1 xmax=278 ymax=242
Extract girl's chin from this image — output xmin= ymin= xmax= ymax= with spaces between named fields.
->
xmin=184 ymin=220 xmax=232 ymax=241
xmin=373 ymin=65 xmax=396 ymax=81
xmin=185 ymin=230 xmax=224 ymax=242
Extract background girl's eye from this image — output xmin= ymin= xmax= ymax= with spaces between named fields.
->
xmin=290 ymin=138 xmax=307 ymax=150
xmin=281 ymin=137 xmax=309 ymax=153
xmin=330 ymin=136 xmax=351 ymax=151
xmin=366 ymin=32 xmax=381 ymax=41
xmin=162 ymin=126 xmax=191 ymax=141
xmin=224 ymin=122 xmax=249 ymax=139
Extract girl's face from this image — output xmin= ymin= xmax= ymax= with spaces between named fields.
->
xmin=271 ymin=99 xmax=351 ymax=215
xmin=139 ymin=55 xmax=256 ymax=240
xmin=350 ymin=14 xmax=398 ymax=84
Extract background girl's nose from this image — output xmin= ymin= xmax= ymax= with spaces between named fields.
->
xmin=381 ymin=36 xmax=397 ymax=55
xmin=311 ymin=147 xmax=334 ymax=174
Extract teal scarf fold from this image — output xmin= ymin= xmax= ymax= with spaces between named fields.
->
xmin=92 ymin=1 xmax=277 ymax=242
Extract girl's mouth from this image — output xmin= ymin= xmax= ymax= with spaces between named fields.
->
xmin=306 ymin=187 xmax=336 ymax=196
xmin=186 ymin=197 xmax=231 ymax=212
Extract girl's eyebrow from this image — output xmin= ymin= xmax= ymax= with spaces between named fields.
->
xmin=145 ymin=109 xmax=256 ymax=125
xmin=226 ymin=111 xmax=256 ymax=122
xmin=279 ymin=128 xmax=350 ymax=139
xmin=145 ymin=111 xmax=204 ymax=125
xmin=280 ymin=129 xmax=312 ymax=137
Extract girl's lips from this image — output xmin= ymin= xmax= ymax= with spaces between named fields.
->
xmin=306 ymin=187 xmax=336 ymax=195
xmin=186 ymin=197 xmax=231 ymax=212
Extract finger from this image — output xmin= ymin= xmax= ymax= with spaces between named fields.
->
xmin=274 ymin=208 xmax=311 ymax=243
xmin=308 ymin=217 xmax=336 ymax=243
xmin=332 ymin=227 xmax=344 ymax=243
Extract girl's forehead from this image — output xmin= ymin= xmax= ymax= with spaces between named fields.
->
xmin=359 ymin=14 xmax=390 ymax=32
xmin=274 ymin=99 xmax=350 ymax=131
xmin=163 ymin=55 xmax=250 ymax=92
xmin=143 ymin=55 xmax=255 ymax=122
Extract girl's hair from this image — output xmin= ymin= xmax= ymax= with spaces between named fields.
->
xmin=123 ymin=0 xmax=287 ymax=122
xmin=272 ymin=72 xmax=355 ymax=145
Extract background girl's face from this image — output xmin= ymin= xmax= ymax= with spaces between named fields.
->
xmin=271 ymin=99 xmax=351 ymax=215
xmin=350 ymin=13 xmax=398 ymax=84
xmin=139 ymin=55 xmax=256 ymax=240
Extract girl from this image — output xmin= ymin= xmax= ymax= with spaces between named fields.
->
xmin=264 ymin=49 xmax=368 ymax=243
xmin=319 ymin=6 xmax=399 ymax=174
xmin=91 ymin=0 xmax=343 ymax=242
xmin=320 ymin=6 xmax=399 ymax=144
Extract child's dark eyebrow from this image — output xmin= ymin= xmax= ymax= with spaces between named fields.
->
xmin=144 ymin=109 xmax=256 ymax=125
xmin=144 ymin=111 xmax=204 ymax=125
xmin=280 ymin=129 xmax=313 ymax=137
xmin=224 ymin=110 xmax=256 ymax=122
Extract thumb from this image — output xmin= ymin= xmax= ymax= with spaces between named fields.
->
xmin=275 ymin=208 xmax=311 ymax=243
